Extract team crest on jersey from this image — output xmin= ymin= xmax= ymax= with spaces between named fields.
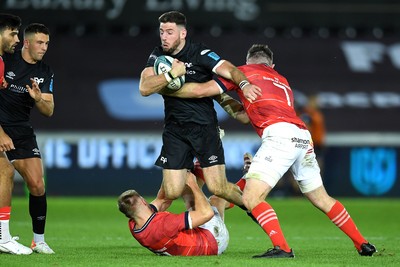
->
xmin=33 ymin=77 xmax=45 ymax=85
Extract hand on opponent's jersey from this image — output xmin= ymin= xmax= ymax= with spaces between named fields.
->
xmin=242 ymin=83 xmax=262 ymax=103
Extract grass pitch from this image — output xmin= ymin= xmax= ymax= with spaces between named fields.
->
xmin=1 ymin=197 xmax=399 ymax=266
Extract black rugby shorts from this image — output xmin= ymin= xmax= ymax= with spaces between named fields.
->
xmin=3 ymin=126 xmax=41 ymax=161
xmin=155 ymin=123 xmax=225 ymax=169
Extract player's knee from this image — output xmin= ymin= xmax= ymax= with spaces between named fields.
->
xmin=242 ymin=192 xmax=260 ymax=211
xmin=26 ymin=178 xmax=45 ymax=195
xmin=163 ymin=187 xmax=181 ymax=200
xmin=207 ymin=182 xmax=227 ymax=197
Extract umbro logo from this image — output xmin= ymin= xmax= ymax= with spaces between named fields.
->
xmin=6 ymin=71 xmax=15 ymax=80
xmin=32 ymin=148 xmax=40 ymax=156
xmin=160 ymin=157 xmax=167 ymax=164
xmin=208 ymin=155 xmax=218 ymax=164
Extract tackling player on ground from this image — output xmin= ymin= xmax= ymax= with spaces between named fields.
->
xmin=118 ymin=172 xmax=230 ymax=256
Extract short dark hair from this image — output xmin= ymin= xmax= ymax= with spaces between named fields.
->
xmin=0 ymin=13 xmax=22 ymax=33
xmin=158 ymin=11 xmax=186 ymax=27
xmin=246 ymin=44 xmax=274 ymax=66
xmin=24 ymin=23 xmax=50 ymax=39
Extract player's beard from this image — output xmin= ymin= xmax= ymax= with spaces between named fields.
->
xmin=2 ymin=42 xmax=16 ymax=54
xmin=163 ymin=38 xmax=181 ymax=55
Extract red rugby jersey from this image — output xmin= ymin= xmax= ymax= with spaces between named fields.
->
xmin=129 ymin=211 xmax=218 ymax=256
xmin=217 ymin=64 xmax=306 ymax=137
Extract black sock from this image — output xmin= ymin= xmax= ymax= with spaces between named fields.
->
xmin=237 ymin=204 xmax=259 ymax=225
xmin=29 ymin=193 xmax=47 ymax=234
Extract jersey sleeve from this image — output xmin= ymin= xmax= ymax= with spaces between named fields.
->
xmin=40 ymin=69 xmax=54 ymax=94
xmin=145 ymin=47 xmax=162 ymax=68
xmin=196 ymin=44 xmax=223 ymax=73
xmin=214 ymin=75 xmax=237 ymax=92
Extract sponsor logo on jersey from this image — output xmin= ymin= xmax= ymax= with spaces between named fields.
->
xmin=207 ymin=52 xmax=220 ymax=61
xmin=9 ymin=84 xmax=28 ymax=93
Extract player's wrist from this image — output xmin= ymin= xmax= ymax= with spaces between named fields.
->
xmin=35 ymin=98 xmax=43 ymax=103
xmin=164 ymin=72 xmax=172 ymax=83
xmin=239 ymin=80 xmax=250 ymax=90
xmin=167 ymin=71 xmax=175 ymax=80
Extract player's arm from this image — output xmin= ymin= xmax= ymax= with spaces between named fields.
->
xmin=150 ymin=186 xmax=173 ymax=212
xmin=139 ymin=59 xmax=186 ymax=97
xmin=161 ymin=79 xmax=222 ymax=98
xmin=214 ymin=93 xmax=250 ymax=124
xmin=186 ymin=173 xmax=214 ymax=229
xmin=27 ymin=78 xmax=54 ymax=117
xmin=214 ymin=60 xmax=262 ymax=103
xmin=0 ymin=125 xmax=15 ymax=152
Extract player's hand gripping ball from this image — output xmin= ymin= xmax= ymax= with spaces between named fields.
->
xmin=154 ymin=55 xmax=185 ymax=91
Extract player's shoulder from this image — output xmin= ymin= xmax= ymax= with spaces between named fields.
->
xmin=2 ymin=50 xmax=21 ymax=62
xmin=37 ymin=60 xmax=54 ymax=76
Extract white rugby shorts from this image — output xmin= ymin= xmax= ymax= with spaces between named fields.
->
xmin=198 ymin=207 xmax=229 ymax=255
xmin=246 ymin=122 xmax=323 ymax=193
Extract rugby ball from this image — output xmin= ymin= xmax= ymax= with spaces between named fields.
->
xmin=154 ymin=55 xmax=185 ymax=91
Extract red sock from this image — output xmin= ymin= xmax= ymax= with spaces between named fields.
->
xmin=0 ymin=206 xmax=11 ymax=220
xmin=251 ymin=202 xmax=291 ymax=252
xmin=326 ymin=201 xmax=367 ymax=250
xmin=228 ymin=178 xmax=247 ymax=209
xmin=236 ymin=178 xmax=246 ymax=191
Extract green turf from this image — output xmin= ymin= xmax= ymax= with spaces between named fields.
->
xmin=1 ymin=197 xmax=399 ymax=266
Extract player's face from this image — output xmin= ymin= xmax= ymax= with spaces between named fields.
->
xmin=0 ymin=28 xmax=20 ymax=54
xmin=159 ymin=23 xmax=186 ymax=55
xmin=24 ymin=33 xmax=49 ymax=63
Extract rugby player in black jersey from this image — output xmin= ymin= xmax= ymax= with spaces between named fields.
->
xmin=0 ymin=23 xmax=55 ymax=254
xmin=139 ymin=11 xmax=260 ymax=210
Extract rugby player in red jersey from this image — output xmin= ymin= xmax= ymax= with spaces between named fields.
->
xmin=118 ymin=172 xmax=229 ymax=256
xmin=163 ymin=44 xmax=377 ymax=258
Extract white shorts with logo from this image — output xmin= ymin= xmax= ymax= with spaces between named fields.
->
xmin=198 ymin=207 xmax=229 ymax=255
xmin=246 ymin=122 xmax=323 ymax=193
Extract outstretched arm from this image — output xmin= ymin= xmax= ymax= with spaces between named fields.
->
xmin=214 ymin=60 xmax=262 ymax=103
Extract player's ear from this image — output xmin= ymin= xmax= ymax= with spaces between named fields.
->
xmin=23 ymin=39 xmax=30 ymax=49
xmin=180 ymin=28 xmax=187 ymax=39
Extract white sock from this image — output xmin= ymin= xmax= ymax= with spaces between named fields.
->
xmin=0 ymin=220 xmax=11 ymax=242
xmin=33 ymin=233 xmax=45 ymax=243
